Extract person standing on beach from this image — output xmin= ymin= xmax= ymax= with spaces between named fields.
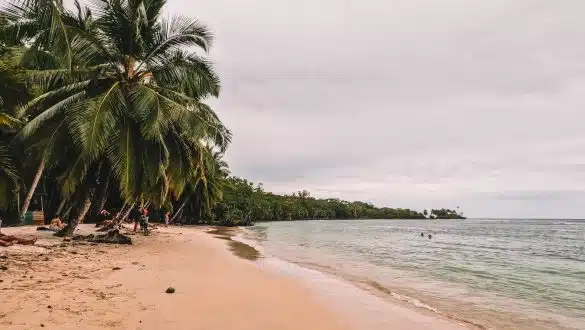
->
xmin=164 ymin=211 xmax=170 ymax=227
xmin=140 ymin=208 xmax=150 ymax=235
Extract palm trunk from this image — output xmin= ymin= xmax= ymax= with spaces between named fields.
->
xmin=120 ymin=202 xmax=135 ymax=222
xmin=171 ymin=198 xmax=188 ymax=223
xmin=114 ymin=202 xmax=128 ymax=221
xmin=56 ymin=195 xmax=92 ymax=237
xmin=20 ymin=159 xmax=45 ymax=223
xmin=62 ymin=205 xmax=73 ymax=222
xmin=55 ymin=199 xmax=67 ymax=216
xmin=88 ymin=169 xmax=112 ymax=220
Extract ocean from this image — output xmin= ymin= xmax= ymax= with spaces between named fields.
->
xmin=243 ymin=219 xmax=585 ymax=329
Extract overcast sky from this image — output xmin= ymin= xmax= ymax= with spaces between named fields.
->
xmin=160 ymin=0 xmax=585 ymax=218
xmin=57 ymin=0 xmax=567 ymax=218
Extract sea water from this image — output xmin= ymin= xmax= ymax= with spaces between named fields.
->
xmin=245 ymin=219 xmax=585 ymax=329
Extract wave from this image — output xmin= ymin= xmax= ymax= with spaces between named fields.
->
xmin=241 ymin=226 xmax=487 ymax=328
xmin=285 ymin=259 xmax=488 ymax=330
xmin=362 ymin=279 xmax=488 ymax=330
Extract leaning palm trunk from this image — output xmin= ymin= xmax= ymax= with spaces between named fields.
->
xmin=55 ymin=199 xmax=67 ymax=216
xmin=111 ymin=202 xmax=134 ymax=225
xmin=20 ymin=159 xmax=45 ymax=223
xmin=121 ymin=203 xmax=135 ymax=222
xmin=88 ymin=168 xmax=112 ymax=220
xmin=113 ymin=202 xmax=128 ymax=221
xmin=171 ymin=198 xmax=189 ymax=223
xmin=55 ymin=194 xmax=92 ymax=237
xmin=99 ymin=202 xmax=133 ymax=231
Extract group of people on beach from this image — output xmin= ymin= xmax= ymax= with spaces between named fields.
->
xmin=127 ymin=206 xmax=171 ymax=235
xmin=1 ymin=205 xmax=173 ymax=246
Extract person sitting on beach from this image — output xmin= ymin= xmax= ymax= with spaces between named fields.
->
xmin=95 ymin=209 xmax=111 ymax=227
xmin=101 ymin=219 xmax=114 ymax=228
xmin=50 ymin=217 xmax=66 ymax=230
xmin=0 ymin=234 xmax=37 ymax=247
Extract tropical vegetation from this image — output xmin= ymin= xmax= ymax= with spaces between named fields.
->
xmin=205 ymin=177 xmax=464 ymax=226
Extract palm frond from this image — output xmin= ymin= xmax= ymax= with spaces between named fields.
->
xmin=138 ymin=15 xmax=213 ymax=72
xmin=148 ymin=49 xmax=220 ymax=98
xmin=17 ymin=90 xmax=86 ymax=139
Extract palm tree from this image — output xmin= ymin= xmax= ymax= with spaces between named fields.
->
xmin=0 ymin=52 xmax=29 ymax=214
xmin=0 ymin=112 xmax=22 ymax=213
xmin=169 ymin=143 xmax=226 ymax=224
xmin=2 ymin=0 xmax=231 ymax=234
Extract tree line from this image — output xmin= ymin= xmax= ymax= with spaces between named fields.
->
xmin=200 ymin=177 xmax=465 ymax=226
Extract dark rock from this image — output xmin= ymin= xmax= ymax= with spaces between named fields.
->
xmin=72 ymin=235 xmax=88 ymax=241
xmin=47 ymin=305 xmax=52 ymax=309
xmin=165 ymin=287 xmax=175 ymax=294
xmin=87 ymin=230 xmax=132 ymax=245
xmin=112 ymin=267 xmax=122 ymax=270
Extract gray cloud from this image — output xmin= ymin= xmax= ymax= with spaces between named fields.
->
xmin=162 ymin=0 xmax=585 ymax=218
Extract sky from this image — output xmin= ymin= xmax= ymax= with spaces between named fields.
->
xmin=65 ymin=0 xmax=585 ymax=218
xmin=158 ymin=0 xmax=585 ymax=218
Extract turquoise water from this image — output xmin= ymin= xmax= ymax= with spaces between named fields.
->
xmin=246 ymin=219 xmax=585 ymax=329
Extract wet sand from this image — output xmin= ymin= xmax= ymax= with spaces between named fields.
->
xmin=0 ymin=225 xmax=467 ymax=329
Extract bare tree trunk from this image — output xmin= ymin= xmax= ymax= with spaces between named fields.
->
xmin=20 ymin=159 xmax=45 ymax=223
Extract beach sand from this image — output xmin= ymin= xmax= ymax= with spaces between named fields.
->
xmin=0 ymin=225 xmax=467 ymax=329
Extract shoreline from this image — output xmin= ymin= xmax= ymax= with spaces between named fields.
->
xmin=1 ymin=225 xmax=466 ymax=329
xmin=241 ymin=220 xmax=585 ymax=330
xmin=229 ymin=229 xmax=472 ymax=330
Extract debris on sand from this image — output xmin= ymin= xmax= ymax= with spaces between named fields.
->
xmin=71 ymin=230 xmax=132 ymax=245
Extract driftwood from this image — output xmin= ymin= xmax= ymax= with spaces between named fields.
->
xmin=96 ymin=221 xmax=122 ymax=232
xmin=71 ymin=230 xmax=132 ymax=245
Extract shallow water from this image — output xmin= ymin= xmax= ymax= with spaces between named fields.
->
xmin=245 ymin=219 xmax=585 ymax=329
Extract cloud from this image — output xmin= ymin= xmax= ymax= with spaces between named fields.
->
xmin=165 ymin=0 xmax=585 ymax=218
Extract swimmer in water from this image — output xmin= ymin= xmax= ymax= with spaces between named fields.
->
xmin=428 ymin=234 xmax=432 ymax=239
xmin=421 ymin=232 xmax=424 ymax=237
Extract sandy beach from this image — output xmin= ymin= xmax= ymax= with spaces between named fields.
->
xmin=0 ymin=225 xmax=467 ymax=330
